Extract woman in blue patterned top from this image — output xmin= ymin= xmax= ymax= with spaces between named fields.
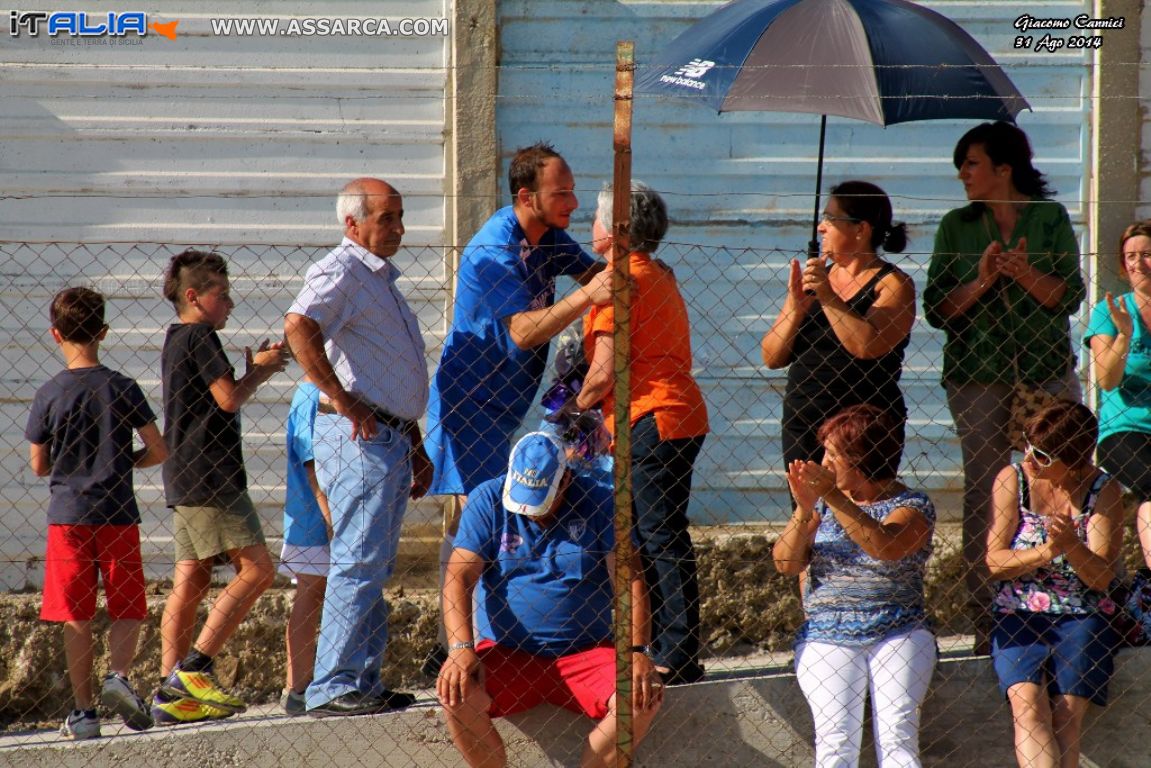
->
xmin=773 ymin=404 xmax=936 ymax=768
xmin=986 ymin=401 xmax=1124 ymax=768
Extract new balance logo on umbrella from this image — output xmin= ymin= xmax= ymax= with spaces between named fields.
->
xmin=662 ymin=58 xmax=717 ymax=90
xmin=674 ymin=59 xmax=716 ymax=79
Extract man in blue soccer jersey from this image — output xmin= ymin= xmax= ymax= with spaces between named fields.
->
xmin=425 ymin=142 xmax=613 ymax=500
xmin=437 ymin=432 xmax=662 ymax=767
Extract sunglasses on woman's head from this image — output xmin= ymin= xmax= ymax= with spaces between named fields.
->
xmin=1025 ymin=442 xmax=1055 ymax=468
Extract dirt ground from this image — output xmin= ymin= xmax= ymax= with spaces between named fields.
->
xmin=2 ymin=523 xmax=1140 ymax=730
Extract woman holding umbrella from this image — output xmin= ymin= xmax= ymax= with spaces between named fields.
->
xmin=924 ymin=121 xmax=1085 ymax=650
xmin=761 ymin=180 xmax=915 ymax=468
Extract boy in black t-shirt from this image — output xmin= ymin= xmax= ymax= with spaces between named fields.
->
xmin=154 ymin=250 xmax=288 ymax=724
xmin=26 ymin=287 xmax=168 ymax=739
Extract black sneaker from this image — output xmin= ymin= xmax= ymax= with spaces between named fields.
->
xmin=379 ymin=689 xmax=416 ymax=710
xmin=308 ymin=690 xmax=414 ymax=718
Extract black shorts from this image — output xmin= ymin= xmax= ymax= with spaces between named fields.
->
xmin=1098 ymin=431 xmax=1151 ymax=501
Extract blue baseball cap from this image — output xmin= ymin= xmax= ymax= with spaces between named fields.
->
xmin=503 ymin=432 xmax=568 ymax=516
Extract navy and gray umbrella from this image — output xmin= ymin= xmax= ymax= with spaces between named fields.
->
xmin=636 ymin=0 xmax=1030 ymax=252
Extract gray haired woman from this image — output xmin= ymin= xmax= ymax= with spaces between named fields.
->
xmin=575 ymin=181 xmax=710 ymax=684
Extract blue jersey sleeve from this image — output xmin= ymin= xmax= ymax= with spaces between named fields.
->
xmin=454 ymin=479 xmax=503 ymax=561
xmin=466 ymin=246 xmax=534 ymax=322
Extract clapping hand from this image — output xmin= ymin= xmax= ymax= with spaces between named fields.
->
xmin=802 ymin=255 xmax=833 ymax=302
xmin=977 ymin=241 xmax=1001 ymax=290
xmin=1105 ymin=291 xmax=1134 ymax=339
xmin=786 ymin=259 xmax=815 ymax=313
xmin=244 ymin=338 xmax=289 ymax=378
xmin=996 ymin=237 xmax=1030 ymax=281
xmin=1044 ymin=507 xmax=1078 ymax=559
xmin=786 ymin=459 xmax=834 ymax=512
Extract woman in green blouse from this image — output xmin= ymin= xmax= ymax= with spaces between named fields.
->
xmin=923 ymin=121 xmax=1086 ymax=650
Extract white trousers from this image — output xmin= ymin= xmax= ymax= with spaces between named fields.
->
xmin=795 ymin=629 xmax=936 ymax=768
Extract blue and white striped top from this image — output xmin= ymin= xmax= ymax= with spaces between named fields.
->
xmin=797 ymin=489 xmax=936 ymax=647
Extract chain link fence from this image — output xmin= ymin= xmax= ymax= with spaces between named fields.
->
xmin=1 ymin=231 xmax=1146 ymax=766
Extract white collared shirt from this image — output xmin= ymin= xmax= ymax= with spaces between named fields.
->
xmin=288 ymin=237 xmax=428 ymax=420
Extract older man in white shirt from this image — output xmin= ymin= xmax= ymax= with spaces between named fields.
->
xmin=285 ymin=177 xmax=431 ymax=717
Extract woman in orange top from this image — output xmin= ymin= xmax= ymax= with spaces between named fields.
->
xmin=576 ymin=181 xmax=710 ymax=684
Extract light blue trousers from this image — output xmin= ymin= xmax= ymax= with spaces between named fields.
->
xmin=306 ymin=413 xmax=410 ymax=708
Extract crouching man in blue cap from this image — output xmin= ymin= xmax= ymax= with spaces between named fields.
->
xmin=437 ymin=431 xmax=663 ymax=767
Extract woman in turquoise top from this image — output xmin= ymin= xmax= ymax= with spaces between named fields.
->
xmin=923 ymin=122 xmax=1086 ymax=647
xmin=1085 ymin=220 xmax=1151 ymax=570
xmin=773 ymin=404 xmax=936 ymax=767
xmin=986 ymin=401 xmax=1123 ymax=768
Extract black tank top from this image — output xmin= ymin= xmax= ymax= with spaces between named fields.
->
xmin=784 ymin=262 xmax=908 ymax=413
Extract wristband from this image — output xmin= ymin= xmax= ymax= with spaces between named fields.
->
xmin=630 ymin=645 xmax=653 ymax=657
xmin=448 ymin=641 xmax=475 ymax=652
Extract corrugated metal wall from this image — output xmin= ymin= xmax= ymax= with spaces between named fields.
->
xmin=0 ymin=1 xmax=450 ymax=585
xmin=496 ymin=0 xmax=1095 ymax=523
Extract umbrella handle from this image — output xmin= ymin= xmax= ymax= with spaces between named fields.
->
xmin=809 ymin=114 xmax=828 ymax=257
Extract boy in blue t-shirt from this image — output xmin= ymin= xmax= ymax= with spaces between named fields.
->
xmin=277 ymin=377 xmax=332 ymax=715
xmin=25 ymin=287 xmax=168 ymax=739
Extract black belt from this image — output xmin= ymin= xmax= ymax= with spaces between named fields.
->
xmin=317 ymin=398 xmax=415 ymax=437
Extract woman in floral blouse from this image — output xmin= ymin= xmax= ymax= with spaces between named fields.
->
xmin=986 ymin=400 xmax=1125 ymax=768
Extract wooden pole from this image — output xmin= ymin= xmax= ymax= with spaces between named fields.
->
xmin=611 ymin=39 xmax=636 ymax=768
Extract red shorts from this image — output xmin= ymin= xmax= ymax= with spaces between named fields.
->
xmin=478 ymin=640 xmax=615 ymax=719
xmin=41 ymin=524 xmax=147 ymax=622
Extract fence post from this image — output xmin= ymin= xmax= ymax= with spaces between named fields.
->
xmin=611 ymin=39 xmax=636 ymax=768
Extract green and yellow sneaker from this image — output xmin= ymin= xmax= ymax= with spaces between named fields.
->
xmin=160 ymin=665 xmax=247 ymax=714
xmin=151 ymin=691 xmax=233 ymax=726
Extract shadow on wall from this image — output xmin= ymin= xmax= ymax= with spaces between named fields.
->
xmin=505 ymin=674 xmax=813 ymax=767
